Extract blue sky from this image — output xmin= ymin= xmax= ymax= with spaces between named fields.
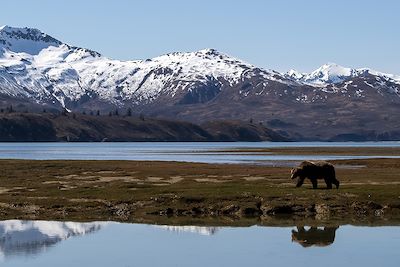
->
xmin=1 ymin=0 xmax=399 ymax=74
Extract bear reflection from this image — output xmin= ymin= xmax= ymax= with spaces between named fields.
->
xmin=291 ymin=226 xmax=339 ymax=247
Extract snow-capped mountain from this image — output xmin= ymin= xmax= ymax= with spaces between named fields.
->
xmin=0 ymin=25 xmax=62 ymax=55
xmin=1 ymin=25 xmax=400 ymax=140
xmin=0 ymin=25 xmax=287 ymax=110
xmin=285 ymin=63 xmax=400 ymax=86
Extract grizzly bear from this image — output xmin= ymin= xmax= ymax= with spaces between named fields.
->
xmin=291 ymin=161 xmax=340 ymax=189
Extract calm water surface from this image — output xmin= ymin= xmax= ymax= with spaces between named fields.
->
xmin=0 ymin=220 xmax=398 ymax=267
xmin=0 ymin=142 xmax=399 ymax=164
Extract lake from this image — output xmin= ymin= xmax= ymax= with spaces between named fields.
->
xmin=1 ymin=143 xmax=399 ymax=266
xmin=0 ymin=142 xmax=399 ymax=164
xmin=0 ymin=220 xmax=399 ymax=267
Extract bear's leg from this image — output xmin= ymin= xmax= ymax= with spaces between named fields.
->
xmin=324 ymin=178 xmax=333 ymax=189
xmin=333 ymin=179 xmax=340 ymax=189
xmin=311 ymin=178 xmax=318 ymax=189
xmin=296 ymin=177 xmax=305 ymax=187
xmin=330 ymin=168 xmax=339 ymax=189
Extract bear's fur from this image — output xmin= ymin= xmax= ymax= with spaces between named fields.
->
xmin=291 ymin=161 xmax=340 ymax=189
xmin=291 ymin=226 xmax=339 ymax=247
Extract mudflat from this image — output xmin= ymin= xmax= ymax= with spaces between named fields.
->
xmin=0 ymin=156 xmax=399 ymax=225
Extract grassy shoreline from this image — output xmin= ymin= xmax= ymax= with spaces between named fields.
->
xmin=0 ymin=156 xmax=399 ymax=224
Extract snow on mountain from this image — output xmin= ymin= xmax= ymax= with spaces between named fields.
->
xmin=308 ymin=63 xmax=355 ymax=84
xmin=0 ymin=25 xmax=399 ymax=112
xmin=286 ymin=63 xmax=400 ymax=87
xmin=286 ymin=63 xmax=357 ymax=85
xmin=286 ymin=69 xmax=305 ymax=80
xmin=72 ymin=48 xmax=263 ymax=104
xmin=360 ymin=68 xmax=400 ymax=85
xmin=0 ymin=25 xmax=61 ymax=55
xmin=1 ymin=25 xmax=284 ymax=109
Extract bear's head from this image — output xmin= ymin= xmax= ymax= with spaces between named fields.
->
xmin=290 ymin=167 xmax=302 ymax=179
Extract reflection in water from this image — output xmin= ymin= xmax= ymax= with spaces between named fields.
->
xmin=0 ymin=220 xmax=106 ymax=260
xmin=291 ymin=226 xmax=339 ymax=247
xmin=0 ymin=220 xmax=399 ymax=267
xmin=154 ymin=225 xmax=219 ymax=236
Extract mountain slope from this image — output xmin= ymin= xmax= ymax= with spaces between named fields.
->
xmin=1 ymin=25 xmax=400 ymax=141
xmin=0 ymin=25 xmax=288 ymax=110
xmin=0 ymin=112 xmax=287 ymax=142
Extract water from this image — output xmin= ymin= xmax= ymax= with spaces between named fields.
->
xmin=1 ymin=142 xmax=398 ymax=265
xmin=0 ymin=220 xmax=398 ymax=267
xmin=0 ymin=142 xmax=399 ymax=164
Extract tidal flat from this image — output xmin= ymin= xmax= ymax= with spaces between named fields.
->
xmin=0 ymin=146 xmax=399 ymax=226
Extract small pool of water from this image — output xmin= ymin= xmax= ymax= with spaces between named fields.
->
xmin=0 ymin=220 xmax=399 ymax=267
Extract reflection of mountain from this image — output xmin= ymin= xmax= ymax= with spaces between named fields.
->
xmin=0 ymin=220 xmax=106 ymax=260
xmin=291 ymin=226 xmax=339 ymax=248
xmin=155 ymin=225 xmax=219 ymax=236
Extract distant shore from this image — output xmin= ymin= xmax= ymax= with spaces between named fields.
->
xmin=1 ymin=112 xmax=400 ymax=142
xmin=0 ymin=154 xmax=399 ymax=224
xmin=0 ymin=112 xmax=287 ymax=142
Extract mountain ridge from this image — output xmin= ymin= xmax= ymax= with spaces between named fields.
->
xmin=285 ymin=63 xmax=400 ymax=86
xmin=1 ymin=25 xmax=400 ymax=141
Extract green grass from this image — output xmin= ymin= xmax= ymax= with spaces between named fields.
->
xmin=0 ymin=157 xmax=399 ymax=224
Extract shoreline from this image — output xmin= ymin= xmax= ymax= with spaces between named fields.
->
xmin=0 ymin=156 xmax=399 ymax=223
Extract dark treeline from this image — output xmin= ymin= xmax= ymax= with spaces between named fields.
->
xmin=1 ymin=105 xmax=146 ymax=120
